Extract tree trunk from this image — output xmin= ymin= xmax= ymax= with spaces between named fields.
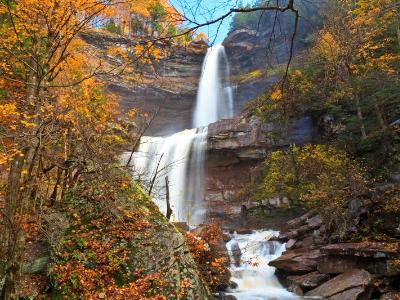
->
xmin=373 ymin=102 xmax=387 ymax=132
xmin=165 ymin=176 xmax=172 ymax=220
xmin=1 ymin=152 xmax=26 ymax=300
xmin=355 ymin=95 xmax=367 ymax=139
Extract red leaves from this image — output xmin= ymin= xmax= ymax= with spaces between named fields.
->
xmin=185 ymin=224 xmax=231 ymax=292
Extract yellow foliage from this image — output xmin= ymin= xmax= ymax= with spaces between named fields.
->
xmin=270 ymin=89 xmax=283 ymax=101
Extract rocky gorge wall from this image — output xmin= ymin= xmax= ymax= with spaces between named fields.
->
xmin=204 ymin=115 xmax=318 ymax=227
xmin=80 ymin=28 xmax=317 ymax=227
xmin=79 ymin=29 xmax=206 ymax=136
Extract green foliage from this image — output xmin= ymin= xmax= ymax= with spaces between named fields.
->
xmin=250 ymin=0 xmax=400 ymax=177
xmin=131 ymin=16 xmax=145 ymax=35
xmin=105 ymin=18 xmax=122 ymax=34
xmin=149 ymin=0 xmax=167 ymax=34
xmin=257 ymin=144 xmax=368 ymax=236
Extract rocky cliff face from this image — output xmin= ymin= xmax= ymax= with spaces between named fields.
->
xmin=80 ymin=30 xmax=206 ymax=136
xmin=204 ymin=115 xmax=318 ymax=225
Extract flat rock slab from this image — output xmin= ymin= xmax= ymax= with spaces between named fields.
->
xmin=269 ymin=249 xmax=322 ymax=274
xmin=306 ymin=269 xmax=373 ymax=299
xmin=328 ymin=287 xmax=371 ymax=300
xmin=321 ymin=242 xmax=400 ymax=259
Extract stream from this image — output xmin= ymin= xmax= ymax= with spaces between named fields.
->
xmin=226 ymin=231 xmax=299 ymax=300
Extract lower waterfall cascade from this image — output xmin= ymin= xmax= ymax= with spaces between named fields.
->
xmin=226 ymin=231 xmax=301 ymax=300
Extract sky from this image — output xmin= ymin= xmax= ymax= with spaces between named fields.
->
xmin=170 ymin=0 xmax=255 ymax=44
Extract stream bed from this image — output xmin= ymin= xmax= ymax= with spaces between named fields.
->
xmin=225 ymin=230 xmax=316 ymax=300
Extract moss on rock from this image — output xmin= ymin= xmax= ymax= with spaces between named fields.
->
xmin=49 ymin=181 xmax=210 ymax=299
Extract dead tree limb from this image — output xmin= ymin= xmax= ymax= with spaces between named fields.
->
xmin=165 ymin=176 xmax=172 ymax=220
xmin=148 ymin=153 xmax=164 ymax=196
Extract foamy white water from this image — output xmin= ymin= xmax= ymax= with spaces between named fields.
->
xmin=193 ymin=44 xmax=234 ymax=127
xmin=126 ymin=128 xmax=207 ymax=224
xmin=226 ymin=231 xmax=301 ymax=300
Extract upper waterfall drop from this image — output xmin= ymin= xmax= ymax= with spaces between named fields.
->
xmin=128 ymin=43 xmax=235 ymax=225
xmin=193 ymin=44 xmax=234 ymax=128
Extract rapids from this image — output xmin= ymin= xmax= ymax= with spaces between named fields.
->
xmin=226 ymin=231 xmax=305 ymax=300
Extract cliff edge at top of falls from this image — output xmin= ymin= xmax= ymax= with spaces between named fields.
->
xmin=78 ymin=29 xmax=207 ymax=136
xmin=78 ymin=25 xmax=302 ymax=136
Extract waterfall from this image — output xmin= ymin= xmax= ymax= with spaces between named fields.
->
xmin=127 ymin=129 xmax=205 ymax=223
xmin=128 ymin=44 xmax=233 ymax=225
xmin=226 ymin=231 xmax=299 ymax=300
xmin=193 ymin=44 xmax=234 ymax=128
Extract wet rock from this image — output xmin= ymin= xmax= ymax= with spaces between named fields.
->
xmin=214 ymin=292 xmax=237 ymax=300
xmin=287 ymin=283 xmax=304 ymax=296
xmin=234 ymin=228 xmax=253 ymax=234
xmin=285 ymin=239 xmax=297 ymax=249
xmin=229 ymin=281 xmax=238 ymax=289
xmin=269 ymin=249 xmax=323 ymax=275
xmin=305 ymin=269 xmax=373 ymax=300
xmin=287 ymin=271 xmax=330 ymax=291
xmin=230 ymin=243 xmax=242 ymax=267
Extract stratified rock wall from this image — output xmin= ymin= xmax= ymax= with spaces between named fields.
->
xmin=79 ymin=30 xmax=206 ymax=136
xmin=205 ymin=115 xmax=317 ymax=222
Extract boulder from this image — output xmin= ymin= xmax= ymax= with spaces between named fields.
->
xmin=316 ymin=242 xmax=400 ymax=276
xmin=287 ymin=271 xmax=330 ymax=291
xmin=287 ymin=284 xmax=304 ymax=296
xmin=230 ymin=243 xmax=242 ymax=267
xmin=214 ymin=293 xmax=237 ymax=300
xmin=269 ymin=249 xmax=323 ymax=275
xmin=285 ymin=239 xmax=297 ymax=249
xmin=305 ymin=269 xmax=373 ymax=300
xmin=286 ymin=210 xmax=318 ymax=229
xmin=321 ymin=242 xmax=400 ymax=259
xmin=317 ymin=255 xmax=388 ymax=275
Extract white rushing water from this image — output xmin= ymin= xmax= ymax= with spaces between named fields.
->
xmin=128 ymin=44 xmax=233 ymax=225
xmin=127 ymin=128 xmax=207 ymax=223
xmin=226 ymin=231 xmax=301 ymax=300
xmin=193 ymin=43 xmax=234 ymax=127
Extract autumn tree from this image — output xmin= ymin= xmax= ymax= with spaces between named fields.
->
xmin=0 ymin=1 xmax=142 ymax=298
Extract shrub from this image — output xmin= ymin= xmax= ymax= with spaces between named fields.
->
xmin=259 ymin=144 xmax=368 ymax=236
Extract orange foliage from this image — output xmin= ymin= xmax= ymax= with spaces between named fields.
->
xmin=185 ymin=224 xmax=230 ymax=292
